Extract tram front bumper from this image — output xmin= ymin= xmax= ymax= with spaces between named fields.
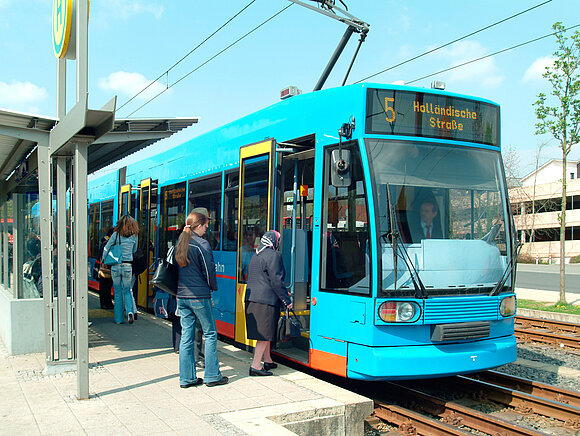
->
xmin=346 ymin=335 xmax=517 ymax=380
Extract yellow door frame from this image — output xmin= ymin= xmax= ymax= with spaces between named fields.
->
xmin=234 ymin=139 xmax=276 ymax=345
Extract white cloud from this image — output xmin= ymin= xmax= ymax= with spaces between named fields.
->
xmin=98 ymin=71 xmax=168 ymax=100
xmin=105 ymin=0 xmax=164 ymax=19
xmin=0 ymin=81 xmax=47 ymax=111
xmin=435 ymin=40 xmax=504 ymax=89
xmin=522 ymin=56 xmax=555 ymax=83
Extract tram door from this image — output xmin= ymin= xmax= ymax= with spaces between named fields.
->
xmin=278 ymin=149 xmax=314 ymax=363
xmin=234 ymin=140 xmax=277 ymax=346
xmin=119 ymin=184 xmax=132 ymax=217
xmin=136 ymin=178 xmax=158 ymax=309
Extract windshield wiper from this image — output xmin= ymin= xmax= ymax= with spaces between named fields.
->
xmin=384 ymin=184 xmax=427 ymax=299
xmin=489 ymin=240 xmax=522 ymax=297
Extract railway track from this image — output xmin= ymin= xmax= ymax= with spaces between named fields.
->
xmin=367 ymin=370 xmax=580 ymax=435
xmin=515 ymin=315 xmax=580 ymax=349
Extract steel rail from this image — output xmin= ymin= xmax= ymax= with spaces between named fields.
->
xmin=467 ymin=370 xmax=580 ymax=408
xmin=383 ymin=382 xmax=545 ymax=436
xmin=453 ymin=375 xmax=580 ymax=424
xmin=516 ymin=315 xmax=580 ymax=334
xmin=373 ymin=401 xmax=470 ymax=435
xmin=515 ymin=326 xmax=580 ymax=349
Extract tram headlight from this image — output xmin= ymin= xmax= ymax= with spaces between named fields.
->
xmin=500 ymin=295 xmax=516 ymax=317
xmin=378 ymin=301 xmax=419 ymax=323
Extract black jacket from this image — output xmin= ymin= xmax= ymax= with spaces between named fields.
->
xmin=245 ymin=248 xmax=291 ymax=307
xmin=177 ymin=234 xmax=218 ymax=299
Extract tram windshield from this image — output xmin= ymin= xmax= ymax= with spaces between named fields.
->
xmin=366 ymin=139 xmax=511 ymax=297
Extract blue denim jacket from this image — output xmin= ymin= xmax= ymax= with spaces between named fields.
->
xmin=102 ymin=232 xmax=138 ymax=262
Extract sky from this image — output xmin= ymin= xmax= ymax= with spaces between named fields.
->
xmin=1 ymin=0 xmax=579 ymax=179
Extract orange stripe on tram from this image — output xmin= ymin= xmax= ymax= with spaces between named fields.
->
xmin=310 ymin=349 xmax=347 ymax=377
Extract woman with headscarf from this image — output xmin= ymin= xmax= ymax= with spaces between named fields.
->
xmin=245 ymin=230 xmax=293 ymax=376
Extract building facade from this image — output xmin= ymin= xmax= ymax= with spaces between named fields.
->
xmin=509 ymin=159 xmax=580 ymax=262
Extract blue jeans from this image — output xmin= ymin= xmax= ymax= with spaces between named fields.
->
xmin=177 ymin=297 xmax=222 ymax=385
xmin=111 ymin=263 xmax=134 ymax=324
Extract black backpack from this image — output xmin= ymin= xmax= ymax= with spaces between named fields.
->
xmin=132 ymin=248 xmax=147 ymax=276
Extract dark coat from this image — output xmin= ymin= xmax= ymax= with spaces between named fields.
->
xmin=177 ymin=234 xmax=218 ymax=299
xmin=245 ymin=248 xmax=291 ymax=308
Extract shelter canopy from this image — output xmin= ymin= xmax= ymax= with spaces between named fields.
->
xmin=0 ymin=108 xmax=198 ymax=190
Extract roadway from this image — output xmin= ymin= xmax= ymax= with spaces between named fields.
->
xmin=515 ymin=263 xmax=580 ymax=305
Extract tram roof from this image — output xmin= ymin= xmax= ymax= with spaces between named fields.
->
xmin=0 ymin=108 xmax=198 ymax=188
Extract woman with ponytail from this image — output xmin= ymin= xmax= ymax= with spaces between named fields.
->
xmin=175 ymin=212 xmax=228 ymax=388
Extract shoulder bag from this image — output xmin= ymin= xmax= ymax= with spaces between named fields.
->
xmin=150 ymin=246 xmax=178 ymax=295
xmin=103 ymin=234 xmax=123 ymax=266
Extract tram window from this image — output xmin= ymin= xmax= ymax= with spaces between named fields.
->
xmin=88 ymin=203 xmax=100 ymax=259
xmin=223 ymin=171 xmax=239 ymax=252
xmin=101 ymin=200 xmax=114 ymax=238
xmin=321 ymin=143 xmax=371 ymax=295
xmin=188 ymin=174 xmax=222 ymax=250
xmin=159 ymin=182 xmax=186 ymax=258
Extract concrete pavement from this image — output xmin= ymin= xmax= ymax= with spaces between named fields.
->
xmin=0 ymin=292 xmax=372 ymax=436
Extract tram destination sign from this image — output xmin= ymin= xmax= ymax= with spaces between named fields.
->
xmin=365 ymin=88 xmax=500 ymax=147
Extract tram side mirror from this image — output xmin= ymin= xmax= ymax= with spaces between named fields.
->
xmin=331 ymin=149 xmax=351 ymax=187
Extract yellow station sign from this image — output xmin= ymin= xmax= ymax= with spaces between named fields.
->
xmin=52 ymin=0 xmax=73 ymax=59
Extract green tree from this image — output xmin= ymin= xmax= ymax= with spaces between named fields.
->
xmin=534 ymin=22 xmax=580 ymax=304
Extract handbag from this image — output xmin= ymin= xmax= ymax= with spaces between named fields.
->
xmin=277 ymin=308 xmax=302 ymax=343
xmin=98 ymin=262 xmax=112 ymax=279
xmin=103 ymin=234 xmax=123 ymax=266
xmin=131 ymin=248 xmax=147 ymax=276
xmin=150 ymin=246 xmax=178 ymax=296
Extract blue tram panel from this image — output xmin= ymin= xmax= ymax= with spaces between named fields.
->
xmin=87 ymin=82 xmax=517 ymax=380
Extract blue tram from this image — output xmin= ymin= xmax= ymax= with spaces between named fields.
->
xmin=88 ymin=83 xmax=518 ymax=380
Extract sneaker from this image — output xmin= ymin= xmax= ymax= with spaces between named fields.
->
xmin=128 ymin=313 xmax=134 ymax=324
xmin=180 ymin=378 xmax=203 ymax=388
xmin=205 ymin=376 xmax=228 ymax=387
xmin=196 ymin=360 xmax=205 ymax=369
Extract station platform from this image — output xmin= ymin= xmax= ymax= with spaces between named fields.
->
xmin=0 ymin=293 xmax=372 ymax=436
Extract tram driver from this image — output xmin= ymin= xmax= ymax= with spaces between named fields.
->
xmin=410 ymin=197 xmax=442 ymax=242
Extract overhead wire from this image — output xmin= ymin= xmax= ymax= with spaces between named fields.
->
xmin=125 ymin=3 xmax=294 ymax=117
xmin=118 ymin=0 xmax=257 ymax=113
xmin=353 ymin=0 xmax=553 ymax=84
xmin=406 ymin=23 xmax=580 ymax=85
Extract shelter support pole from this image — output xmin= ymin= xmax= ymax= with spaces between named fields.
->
xmin=55 ymin=157 xmax=69 ymax=361
xmin=37 ymin=141 xmax=55 ymax=362
xmin=2 ymin=202 xmax=8 ymax=287
xmin=74 ymin=142 xmax=89 ymax=400
xmin=12 ymin=194 xmax=23 ymax=299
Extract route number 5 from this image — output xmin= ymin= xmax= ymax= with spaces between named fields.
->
xmin=384 ymin=97 xmax=395 ymax=122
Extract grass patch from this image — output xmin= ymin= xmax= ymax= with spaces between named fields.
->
xmin=518 ymin=299 xmax=580 ymax=315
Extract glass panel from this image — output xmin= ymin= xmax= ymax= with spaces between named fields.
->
xmin=322 ymin=144 xmax=370 ymax=295
xmin=223 ymin=171 xmax=239 ymax=251
xmin=367 ymin=139 xmax=511 ymax=297
xmin=160 ymin=182 xmax=186 ymax=258
xmin=23 ymin=193 xmax=41 ymax=298
xmin=188 ymin=175 xmax=222 ymax=250
xmin=121 ymin=191 xmax=129 ymax=216
xmin=238 ymin=157 xmax=269 ymax=282
xmin=7 ymin=198 xmax=13 ymax=291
